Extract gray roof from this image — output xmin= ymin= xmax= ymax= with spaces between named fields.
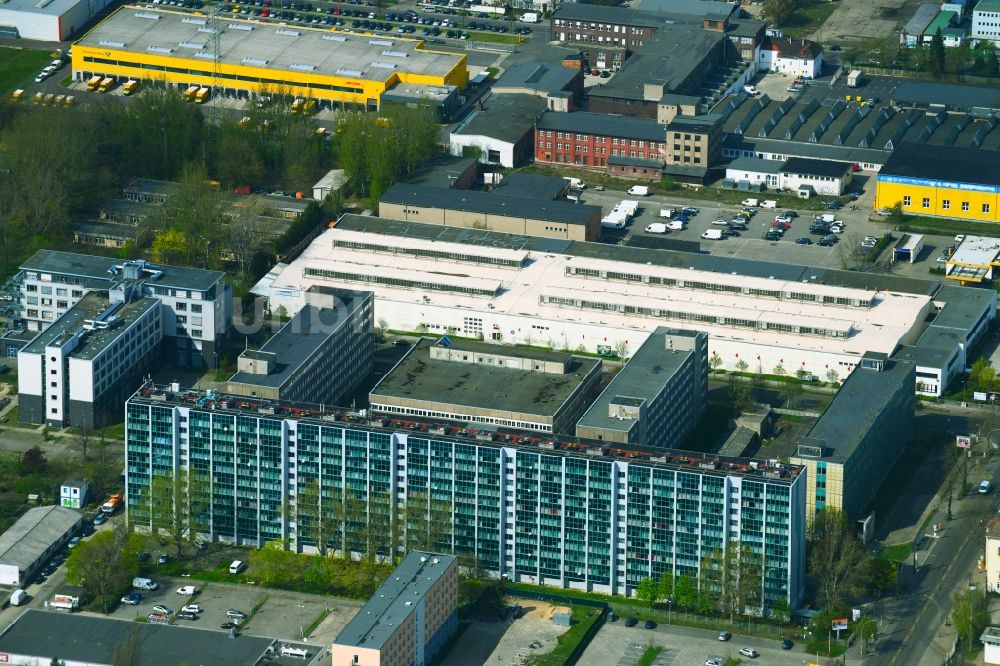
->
xmin=336 ymin=551 xmax=456 ymax=650
xmin=228 ymin=290 xmax=371 ymax=390
xmin=805 ymin=359 xmax=915 ymax=464
xmin=727 ymin=156 xmax=785 ymax=174
xmin=879 ymin=142 xmax=1000 ymax=187
xmin=371 ymin=337 xmax=601 ymax=418
xmin=0 ymin=506 xmax=81 ymax=573
xmin=726 ymin=19 xmax=765 ymax=37
xmin=634 ymin=0 xmax=737 ymax=16
xmin=402 ymin=155 xmax=479 ymax=189
xmin=452 ymin=94 xmax=547 ymax=144
xmin=380 ymin=183 xmax=601 ymax=225
xmin=576 ymin=328 xmax=704 ymax=435
xmin=932 ymin=286 xmax=996 ymax=331
xmin=493 ymin=173 xmax=569 ymax=200
xmin=718 ymin=426 xmax=759 ymax=457
xmin=21 ymin=250 xmax=224 ymax=292
xmin=588 ymin=26 xmax=722 ymax=99
xmin=976 ymin=0 xmax=1000 ymax=11
xmin=553 ymin=1 xmax=730 ymax=26
xmin=537 ymin=111 xmax=667 ymax=142
xmin=667 ymin=114 xmax=722 ymax=132
xmin=893 ymin=80 xmax=1000 ymax=112
xmin=904 ymin=4 xmax=943 ymax=36
xmin=493 ymin=61 xmax=579 ymax=94
xmin=0 ymin=609 xmax=277 ymax=666
xmin=22 ymin=292 xmax=161 ymax=361
xmin=0 ymin=0 xmax=87 ymax=17
xmin=893 ymin=342 xmax=955 ymax=368
xmin=333 ymin=214 xmax=942 ymax=296
xmin=723 ymin=134 xmax=889 ymax=167
xmin=74 ymin=222 xmax=139 ymax=239
xmin=780 ymin=157 xmax=853 ymax=178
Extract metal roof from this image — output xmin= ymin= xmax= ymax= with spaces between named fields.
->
xmin=891 ymin=80 xmax=1000 ymax=112
xmin=878 ymin=141 xmax=1000 ymax=188
xmin=537 ymin=110 xmax=668 ymax=142
xmin=0 ymin=506 xmax=81 ymax=574
xmin=380 ymin=183 xmax=602 ymax=224
xmin=21 ymin=250 xmax=224 ymax=292
xmin=493 ymin=61 xmax=578 ymax=94
xmin=451 ymin=94 xmax=546 ymax=144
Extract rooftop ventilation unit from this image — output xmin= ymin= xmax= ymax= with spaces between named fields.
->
xmin=228 ymin=23 xmax=253 ymax=31
xmin=193 ymin=51 xmax=218 ymax=59
xmin=182 ymin=16 xmax=207 ymax=25
xmin=275 ymin=28 xmax=300 ymax=36
xmin=368 ymin=39 xmax=393 ymax=46
xmin=336 ymin=68 xmax=363 ymax=76
xmin=243 ymin=57 xmax=269 ymax=66
xmin=179 ymin=41 xmax=206 ymax=49
xmin=290 ymin=63 xmax=316 ymax=71
xmin=381 ymin=50 xmax=407 ymax=58
xmin=135 ymin=11 xmax=160 ymax=19
xmin=322 ymin=34 xmax=347 ymax=41
xmin=147 ymin=46 xmax=174 ymax=54
xmin=371 ymin=61 xmax=397 ymax=70
xmin=98 ymin=40 xmax=126 ymax=48
xmin=197 ymin=26 xmax=218 ymax=33
xmin=35 ymin=0 xmax=55 ymax=8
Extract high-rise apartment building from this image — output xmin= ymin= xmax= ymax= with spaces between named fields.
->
xmin=126 ymin=384 xmax=806 ymax=609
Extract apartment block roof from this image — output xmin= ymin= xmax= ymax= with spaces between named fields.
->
xmin=21 ymin=250 xmax=224 ymax=291
xmin=0 ymin=506 xmax=81 ymax=573
xmin=380 ymin=183 xmax=601 ymax=224
xmin=336 ymin=552 xmax=457 ymax=651
xmin=537 ymin=111 xmax=667 ymax=142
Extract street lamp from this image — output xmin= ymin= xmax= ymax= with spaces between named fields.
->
xmin=857 ymin=616 xmax=877 ymax=654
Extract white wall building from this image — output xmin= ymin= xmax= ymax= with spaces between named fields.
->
xmin=255 ymin=218 xmax=939 ymax=383
xmin=973 ymin=0 xmax=1000 ymax=46
xmin=0 ymin=0 xmax=116 ymax=41
xmin=758 ymin=37 xmax=824 ymax=79
xmin=726 ymin=156 xmax=853 ymax=196
xmin=60 ymin=479 xmax=89 ymax=510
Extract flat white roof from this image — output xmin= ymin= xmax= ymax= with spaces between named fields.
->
xmin=0 ymin=0 xmax=86 ymax=17
xmin=76 ymin=7 xmax=463 ymax=82
xmin=267 ymin=228 xmax=932 ymax=357
xmin=950 ymin=235 xmax=1000 ymax=267
xmin=330 ymin=228 xmax=530 ymax=265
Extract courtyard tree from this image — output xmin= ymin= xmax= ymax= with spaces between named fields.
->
xmin=808 ymin=509 xmax=868 ymax=608
xmin=952 ymin=588 xmax=989 ymax=657
xmin=65 ymin=526 xmax=144 ymax=613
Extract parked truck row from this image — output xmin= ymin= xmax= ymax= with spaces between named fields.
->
xmin=602 ymin=200 xmax=640 ymax=229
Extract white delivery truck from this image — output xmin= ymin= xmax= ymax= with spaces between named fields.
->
xmin=741 ymin=198 xmax=759 ymax=207
xmin=627 ymin=185 xmax=649 ymax=197
xmin=616 ymin=200 xmax=640 ymax=216
xmin=760 ymin=200 xmax=778 ymax=209
xmin=520 ymin=11 xmax=539 ymax=22
xmin=847 ymin=69 xmax=863 ymax=88
xmin=563 ymin=177 xmax=586 ymax=189
xmin=601 ymin=210 xmax=628 ymax=229
xmin=645 ymin=223 xmax=668 ymax=234
xmin=816 ymin=213 xmax=836 ymax=223
xmin=701 ymin=229 xmax=724 ymax=240
xmin=10 ymin=589 xmax=27 ymax=606
xmin=659 ymin=207 xmax=676 ymax=218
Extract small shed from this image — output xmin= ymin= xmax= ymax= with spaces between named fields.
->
xmin=311 ymin=169 xmax=349 ymax=201
xmin=551 ymin=606 xmax=572 ymax=626
xmin=892 ymin=233 xmax=924 ymax=264
xmin=59 ymin=479 xmax=88 ymax=510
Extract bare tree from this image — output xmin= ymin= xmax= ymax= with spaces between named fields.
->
xmin=809 ymin=509 xmax=869 ymax=608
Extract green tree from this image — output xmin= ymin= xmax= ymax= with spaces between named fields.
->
xmin=735 ymin=358 xmax=749 ymax=373
xmin=149 ymin=469 xmax=191 ymax=556
xmin=250 ymin=539 xmax=299 ymax=584
xmin=150 ymin=229 xmax=188 ymax=265
xmin=673 ymin=572 xmax=698 ymax=611
xmin=763 ymin=0 xmax=796 ymax=27
xmin=808 ymin=509 xmax=868 ymax=608
xmin=657 ymin=571 xmax=675 ymax=604
xmin=636 ymin=577 xmax=658 ymax=606
xmin=952 ymin=588 xmax=989 ymax=656
xmin=969 ymin=358 xmax=996 ymax=392
xmin=65 ymin=527 xmax=143 ymax=613
xmin=729 ymin=377 xmax=755 ymax=416
xmin=215 ymin=125 xmax=266 ymax=189
xmin=866 ymin=557 xmax=898 ymax=593
xmin=929 ymin=28 xmax=946 ymax=76
xmin=709 ymin=353 xmax=723 ymax=370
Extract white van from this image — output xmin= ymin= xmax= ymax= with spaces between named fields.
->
xmin=229 ymin=560 xmax=245 ymax=574
xmin=520 ymin=11 xmax=539 ymax=22
xmin=979 ymin=480 xmax=992 ymax=494
xmin=816 ymin=213 xmax=836 ymax=223
xmin=743 ymin=84 xmax=760 ymax=96
xmin=760 ymin=200 xmax=778 ymax=209
xmin=133 ymin=577 xmax=158 ymax=591
xmin=10 ymin=589 xmax=27 ymax=606
xmin=566 ymin=191 xmax=582 ymax=203
xmin=645 ymin=223 xmax=668 ymax=234
xmin=627 ymin=185 xmax=649 ymax=197
xmin=701 ymin=229 xmax=724 ymax=240
xmin=563 ymin=177 xmax=586 ymax=189
xmin=741 ymin=198 xmax=759 ymax=207
xmin=666 ymin=220 xmax=686 ymax=230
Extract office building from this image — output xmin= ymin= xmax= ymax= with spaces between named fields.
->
xmin=73 ymin=8 xmax=468 ymax=112
xmin=377 ymin=183 xmax=602 ymax=241
xmin=725 ymin=157 xmax=854 ymax=196
xmin=228 ymin=287 xmax=373 ymax=404
xmin=659 ymin=115 xmax=724 ymax=181
xmin=0 ymin=506 xmax=82 ymax=587
xmin=259 ymin=216 xmax=935 ymax=383
xmin=791 ymin=354 xmax=915 ymax=521
xmin=8 ymin=252 xmax=230 ymax=368
xmin=876 ymin=142 xmax=1000 ymax=222
xmin=0 ymin=610 xmax=280 ymax=666
xmin=370 ymin=337 xmax=602 ymax=434
xmin=973 ymin=0 xmax=1000 ymax=45
xmin=17 ymin=291 xmax=163 ymax=428
xmin=332 ymin=552 xmax=458 ymax=666
xmin=576 ymin=328 xmax=707 ymax=447
xmin=449 ymin=93 xmax=548 ymax=168
xmin=125 ymin=383 xmax=806 ymax=608
xmin=0 ymin=0 xmax=115 ymax=40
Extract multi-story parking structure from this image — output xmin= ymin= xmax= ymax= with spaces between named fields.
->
xmin=125 ymin=383 xmax=806 ymax=609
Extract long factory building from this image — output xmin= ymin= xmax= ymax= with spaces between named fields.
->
xmin=72 ymin=7 xmax=468 ymax=110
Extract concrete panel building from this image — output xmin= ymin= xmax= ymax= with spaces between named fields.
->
xmin=73 ymin=7 xmax=468 ymax=111
xmin=17 ymin=291 xmax=163 ymax=428
xmin=370 ymin=337 xmax=602 ymax=434
xmin=576 ymin=328 xmax=707 ymax=448
xmin=377 ymin=183 xmax=602 ymax=241
xmin=0 ymin=506 xmax=82 ymax=587
xmin=791 ymin=354 xmax=916 ymax=521
xmin=227 ymin=287 xmax=373 ymax=404
xmin=973 ymin=0 xmax=1000 ymax=46
xmin=126 ymin=383 xmax=806 ymax=608
xmin=332 ymin=552 xmax=458 ymax=666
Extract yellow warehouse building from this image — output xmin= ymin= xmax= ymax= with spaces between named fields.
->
xmin=875 ymin=142 xmax=1000 ymax=223
xmin=72 ymin=6 xmax=468 ymax=113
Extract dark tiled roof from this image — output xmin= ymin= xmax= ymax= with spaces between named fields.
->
xmin=878 ymin=142 xmax=1000 ymax=187
xmin=537 ymin=111 xmax=667 ymax=141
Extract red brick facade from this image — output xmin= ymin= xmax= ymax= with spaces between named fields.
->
xmin=534 ymin=127 xmax=665 ymax=169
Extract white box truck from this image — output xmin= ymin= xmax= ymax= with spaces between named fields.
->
xmin=616 ymin=200 xmax=640 ymax=216
xmin=645 ymin=223 xmax=668 ymax=234
xmin=10 ymin=589 xmax=27 ymax=606
xmin=627 ymin=185 xmax=649 ymax=197
xmin=760 ymin=200 xmax=778 ymax=209
xmin=847 ymin=70 xmax=862 ymax=88
xmin=701 ymin=229 xmax=724 ymax=240
xmin=520 ymin=11 xmax=539 ymax=22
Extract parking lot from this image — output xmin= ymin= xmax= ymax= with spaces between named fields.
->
xmin=102 ymin=576 xmax=363 ymax=647
xmin=578 ymin=622 xmax=808 ymax=666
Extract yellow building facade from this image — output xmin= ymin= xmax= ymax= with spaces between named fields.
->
xmin=72 ymin=8 xmax=467 ymax=110
xmin=874 ymin=142 xmax=1000 ymax=223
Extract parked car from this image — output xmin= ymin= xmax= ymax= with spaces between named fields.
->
xmin=781 ymin=639 xmax=794 ymax=650
xmin=67 ymin=537 xmax=81 ymax=549
xmin=795 ymin=237 xmax=812 ymax=245
xmin=136 ymin=552 xmax=150 ymax=562
xmin=178 ymin=611 xmax=199 ymax=621
xmin=158 ymin=553 xmax=170 ymax=564
xmin=152 ymin=605 xmax=172 ymax=615
xmin=644 ymin=620 xmax=657 ymax=629
xmin=718 ymin=631 xmax=732 ymax=641
xmin=121 ymin=592 xmax=142 ymax=605
xmin=227 ymin=609 xmax=247 ymax=619
xmin=181 ymin=604 xmax=202 ymax=614
xmin=176 ymin=586 xmax=197 ymax=595
xmin=738 ymin=647 xmax=759 ymax=658
xmin=624 ymin=617 xmax=638 ymax=627
xmin=221 ymin=621 xmax=239 ymax=629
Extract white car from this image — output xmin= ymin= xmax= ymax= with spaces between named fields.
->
xmin=955 ymin=234 xmax=966 ymax=243
xmin=738 ymin=647 xmax=760 ymax=658
xmin=176 ymin=586 xmax=197 ymax=595
xmin=181 ymin=604 xmax=202 ymax=614
xmin=706 ymin=658 xmax=724 ymax=666
xmin=152 ymin=605 xmax=172 ymax=615
xmin=711 ymin=218 xmax=729 ymax=226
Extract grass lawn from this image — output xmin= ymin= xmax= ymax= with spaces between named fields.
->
xmin=877 ymin=542 xmax=913 ymax=563
xmin=638 ymin=646 xmax=663 ymax=666
xmin=781 ymin=0 xmax=838 ymax=38
xmin=533 ymin=606 xmax=603 ymax=666
xmin=468 ymin=30 xmax=520 ymax=44
xmin=0 ymin=47 xmax=53 ymax=94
